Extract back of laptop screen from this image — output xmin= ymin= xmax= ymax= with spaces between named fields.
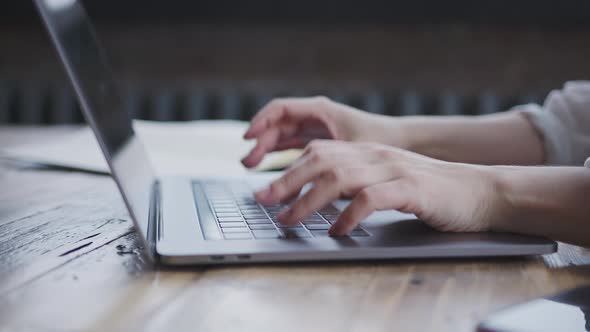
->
xmin=34 ymin=0 xmax=157 ymax=248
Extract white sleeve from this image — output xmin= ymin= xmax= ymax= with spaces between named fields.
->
xmin=514 ymin=81 xmax=590 ymax=166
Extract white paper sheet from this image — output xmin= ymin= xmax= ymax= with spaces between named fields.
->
xmin=0 ymin=120 xmax=296 ymax=176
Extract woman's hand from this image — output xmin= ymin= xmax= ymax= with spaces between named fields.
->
xmin=242 ymin=96 xmax=545 ymax=168
xmin=241 ymin=96 xmax=405 ymax=168
xmin=254 ymin=140 xmax=505 ymax=236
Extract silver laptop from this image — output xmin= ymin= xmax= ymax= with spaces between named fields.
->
xmin=34 ymin=0 xmax=556 ymax=265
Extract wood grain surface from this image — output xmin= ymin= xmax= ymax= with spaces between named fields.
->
xmin=1 ymin=126 xmax=589 ymax=332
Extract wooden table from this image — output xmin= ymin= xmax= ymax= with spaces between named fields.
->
xmin=1 ymin=126 xmax=590 ymax=332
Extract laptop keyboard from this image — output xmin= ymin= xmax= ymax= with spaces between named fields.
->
xmin=199 ymin=181 xmax=370 ymax=240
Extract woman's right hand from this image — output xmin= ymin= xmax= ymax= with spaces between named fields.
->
xmin=241 ymin=96 xmax=403 ymax=168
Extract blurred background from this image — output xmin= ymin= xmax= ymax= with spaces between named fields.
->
xmin=0 ymin=0 xmax=589 ymax=124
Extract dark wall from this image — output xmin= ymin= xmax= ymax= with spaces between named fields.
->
xmin=0 ymin=1 xmax=589 ymax=123
xmin=4 ymin=1 xmax=590 ymax=25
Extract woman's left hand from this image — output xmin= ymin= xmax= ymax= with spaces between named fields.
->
xmin=254 ymin=140 xmax=506 ymax=236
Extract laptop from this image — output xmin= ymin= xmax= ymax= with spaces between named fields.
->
xmin=34 ymin=0 xmax=556 ymax=265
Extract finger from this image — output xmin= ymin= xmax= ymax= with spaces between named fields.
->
xmin=280 ymin=187 xmax=303 ymax=204
xmin=287 ymin=140 xmax=335 ymax=170
xmin=255 ymin=140 xmax=395 ymax=204
xmin=265 ymin=141 xmax=391 ymax=202
xmin=241 ymin=122 xmax=299 ymax=168
xmin=298 ymin=140 xmax=378 ymax=162
xmin=299 ymin=139 xmax=340 ymax=157
xmin=244 ymin=97 xmax=334 ymax=139
xmin=241 ymin=128 xmax=280 ymax=168
xmin=278 ymin=165 xmax=399 ymax=224
xmin=244 ymin=135 xmax=339 ymax=171
xmin=330 ymin=180 xmax=414 ymax=236
xmin=245 ymin=100 xmax=287 ymax=139
xmin=274 ymin=137 xmax=308 ymax=151
xmin=290 ymin=141 xmax=396 ymax=176
xmin=254 ymin=152 xmax=340 ymax=205
xmin=277 ymin=175 xmax=342 ymax=225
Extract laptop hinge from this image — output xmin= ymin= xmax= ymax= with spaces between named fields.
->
xmin=146 ymin=180 xmax=161 ymax=262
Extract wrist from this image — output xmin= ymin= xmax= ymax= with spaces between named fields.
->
xmin=489 ymin=166 xmax=590 ymax=246
xmin=485 ymin=166 xmax=585 ymax=234
xmin=486 ymin=166 xmax=518 ymax=232
xmin=353 ymin=112 xmax=413 ymax=149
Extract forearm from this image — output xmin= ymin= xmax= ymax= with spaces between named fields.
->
xmin=492 ymin=166 xmax=590 ymax=247
xmin=366 ymin=111 xmax=545 ymax=165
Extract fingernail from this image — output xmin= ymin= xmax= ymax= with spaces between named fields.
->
xmin=241 ymin=155 xmax=257 ymax=168
xmin=241 ymin=159 xmax=253 ymax=169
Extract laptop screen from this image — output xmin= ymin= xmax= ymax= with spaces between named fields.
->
xmin=34 ymin=0 xmax=157 ymax=256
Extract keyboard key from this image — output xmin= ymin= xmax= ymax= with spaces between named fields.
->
xmin=249 ymin=224 xmax=277 ymax=230
xmin=219 ymin=222 xmax=246 ymax=228
xmin=216 ymin=212 xmax=241 ymax=218
xmin=305 ymin=224 xmax=331 ymax=230
xmin=239 ymin=207 xmax=259 ymax=211
xmin=240 ymin=207 xmax=262 ymax=212
xmin=252 ymin=229 xmax=281 ymax=239
xmin=213 ymin=204 xmax=236 ymax=209
xmin=303 ymin=219 xmax=325 ymax=223
xmin=243 ymin=212 xmax=268 ymax=217
xmin=246 ymin=219 xmax=273 ymax=224
xmin=214 ymin=208 xmax=238 ymax=213
xmin=212 ymin=203 xmax=235 ymax=207
xmin=247 ymin=214 xmax=267 ymax=218
xmin=243 ymin=216 xmax=268 ymax=220
xmin=242 ymin=211 xmax=263 ymax=216
xmin=211 ymin=199 xmax=234 ymax=204
xmin=320 ymin=209 xmax=339 ymax=215
xmin=217 ymin=217 xmax=244 ymax=223
xmin=302 ymin=220 xmax=325 ymax=225
xmin=276 ymin=223 xmax=303 ymax=228
xmin=265 ymin=204 xmax=284 ymax=208
xmin=238 ymin=204 xmax=257 ymax=208
xmin=236 ymin=198 xmax=256 ymax=202
xmin=242 ymin=210 xmax=266 ymax=215
xmin=221 ymin=227 xmax=250 ymax=233
xmin=238 ymin=203 xmax=258 ymax=207
xmin=224 ymin=232 xmax=252 ymax=240
xmin=243 ymin=214 xmax=269 ymax=219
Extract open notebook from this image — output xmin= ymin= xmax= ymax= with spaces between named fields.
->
xmin=0 ymin=120 xmax=301 ymax=176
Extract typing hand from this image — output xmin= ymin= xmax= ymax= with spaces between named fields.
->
xmin=241 ymin=97 xmax=380 ymax=168
xmin=254 ymin=140 xmax=502 ymax=236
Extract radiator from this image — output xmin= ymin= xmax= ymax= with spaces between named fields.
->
xmin=0 ymin=81 xmax=545 ymax=124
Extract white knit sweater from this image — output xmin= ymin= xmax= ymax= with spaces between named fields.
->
xmin=515 ymin=81 xmax=590 ymax=167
